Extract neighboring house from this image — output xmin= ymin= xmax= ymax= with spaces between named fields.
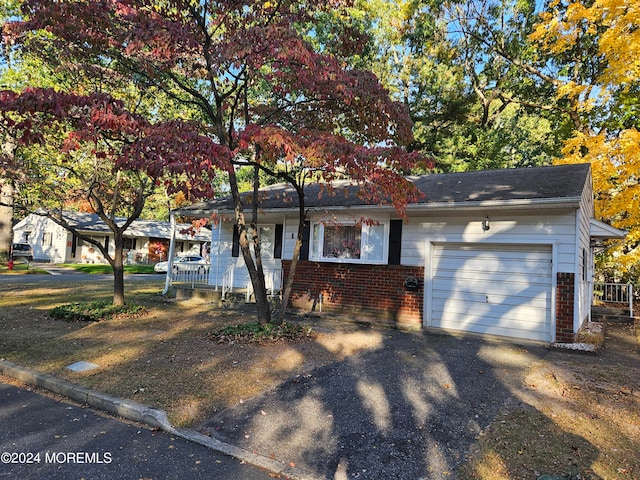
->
xmin=172 ymin=163 xmax=625 ymax=344
xmin=12 ymin=211 xmax=211 ymax=265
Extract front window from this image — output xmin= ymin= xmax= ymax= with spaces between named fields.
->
xmin=311 ymin=220 xmax=387 ymax=264
xmin=323 ymin=225 xmax=361 ymax=259
xmin=123 ymin=238 xmax=137 ymax=250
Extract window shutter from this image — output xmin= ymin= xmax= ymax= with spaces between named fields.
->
xmin=388 ymin=219 xmax=402 ymax=265
xmin=300 ymin=221 xmax=311 ymax=260
xmin=232 ymin=225 xmax=240 ymax=257
xmin=274 ymin=224 xmax=283 ymax=259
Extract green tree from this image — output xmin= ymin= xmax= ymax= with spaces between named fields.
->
xmin=529 ymin=0 xmax=640 ymax=283
xmin=343 ymin=0 xmax=566 ymax=172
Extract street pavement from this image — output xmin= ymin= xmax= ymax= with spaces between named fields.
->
xmin=0 ymin=380 xmax=275 ymax=480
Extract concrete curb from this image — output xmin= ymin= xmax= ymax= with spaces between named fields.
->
xmin=0 ymin=360 xmax=323 ymax=480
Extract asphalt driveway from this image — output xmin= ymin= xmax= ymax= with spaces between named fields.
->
xmin=198 ymin=327 xmax=548 ymax=479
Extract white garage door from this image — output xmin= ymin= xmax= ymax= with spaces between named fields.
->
xmin=429 ymin=244 xmax=552 ymax=342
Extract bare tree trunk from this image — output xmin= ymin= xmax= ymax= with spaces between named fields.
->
xmin=227 ymin=169 xmax=271 ymax=324
xmin=250 ymin=164 xmax=272 ymax=323
xmin=0 ymin=139 xmax=16 ymax=262
xmin=0 ymin=179 xmax=13 ymax=262
xmin=279 ymin=229 xmax=303 ymax=320
xmin=111 ymin=235 xmax=126 ymax=306
xmin=278 ymin=186 xmax=306 ymax=321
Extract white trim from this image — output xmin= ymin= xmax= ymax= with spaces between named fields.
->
xmin=423 ymin=241 xmax=434 ymax=329
xmin=308 ymin=214 xmax=390 ymax=265
xmin=551 ymin=240 xmax=558 ymax=343
xmin=589 ymin=218 xmax=627 ymax=240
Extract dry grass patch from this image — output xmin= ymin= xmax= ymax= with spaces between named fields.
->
xmin=0 ymin=278 xmax=383 ymax=427
xmin=460 ymin=323 xmax=640 ymax=480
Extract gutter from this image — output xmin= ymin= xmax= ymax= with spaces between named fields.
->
xmin=174 ymin=196 xmax=583 ymax=218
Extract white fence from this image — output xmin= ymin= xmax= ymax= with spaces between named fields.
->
xmin=171 ymin=264 xmax=211 ymax=287
xmin=172 ymin=264 xmax=283 ymax=303
xmin=593 ymin=282 xmax=634 ymax=317
xmin=244 ymin=268 xmax=283 ymax=302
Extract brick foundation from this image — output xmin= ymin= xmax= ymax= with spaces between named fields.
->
xmin=556 ymin=272 xmax=576 ymax=343
xmin=282 ymin=260 xmax=424 ymax=328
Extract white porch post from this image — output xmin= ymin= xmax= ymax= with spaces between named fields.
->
xmin=162 ymin=213 xmax=177 ymax=295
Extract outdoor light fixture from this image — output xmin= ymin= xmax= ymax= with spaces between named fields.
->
xmin=482 ymin=216 xmax=491 ymax=231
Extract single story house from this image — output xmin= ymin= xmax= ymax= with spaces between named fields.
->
xmin=12 ymin=211 xmax=211 ymax=265
xmin=172 ymin=163 xmax=625 ymax=344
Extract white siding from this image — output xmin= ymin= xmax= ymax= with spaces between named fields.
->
xmin=209 ymin=220 xmax=284 ymax=289
xmin=576 ymin=172 xmax=595 ymax=330
xmin=13 ymin=215 xmax=68 ymax=263
xmin=402 ymin=211 xmax=577 ymax=272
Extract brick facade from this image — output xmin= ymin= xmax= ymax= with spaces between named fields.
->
xmin=282 ymin=260 xmax=424 ymax=328
xmin=555 ymin=272 xmax=576 ymax=343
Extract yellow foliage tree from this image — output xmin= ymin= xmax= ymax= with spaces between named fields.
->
xmin=530 ymin=0 xmax=640 ymax=280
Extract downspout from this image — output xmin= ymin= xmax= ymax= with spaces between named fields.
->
xmin=162 ymin=212 xmax=177 ymax=295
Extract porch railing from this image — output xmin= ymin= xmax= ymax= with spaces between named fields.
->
xmin=222 ymin=265 xmax=234 ymax=299
xmin=245 ymin=268 xmax=283 ymax=302
xmin=171 ymin=264 xmax=283 ymax=303
xmin=593 ymin=282 xmax=634 ymax=317
xmin=171 ymin=263 xmax=210 ymax=288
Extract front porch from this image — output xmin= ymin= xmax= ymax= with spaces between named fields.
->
xmin=168 ymin=266 xmax=283 ymax=304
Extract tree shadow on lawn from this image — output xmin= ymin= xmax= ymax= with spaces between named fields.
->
xmin=198 ymin=329 xmax=600 ymax=479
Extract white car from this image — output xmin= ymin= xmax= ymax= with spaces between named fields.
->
xmin=154 ymin=255 xmax=209 ymax=274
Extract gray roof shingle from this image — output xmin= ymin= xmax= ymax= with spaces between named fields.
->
xmin=176 ymin=163 xmax=591 ymax=216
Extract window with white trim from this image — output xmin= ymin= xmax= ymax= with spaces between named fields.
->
xmin=310 ymin=221 xmax=388 ymax=264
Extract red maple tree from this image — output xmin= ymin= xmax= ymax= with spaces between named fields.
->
xmin=4 ymin=0 xmax=428 ymax=321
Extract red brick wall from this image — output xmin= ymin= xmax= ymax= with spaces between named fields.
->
xmin=556 ymin=272 xmax=576 ymax=343
xmin=282 ymin=260 xmax=424 ymax=328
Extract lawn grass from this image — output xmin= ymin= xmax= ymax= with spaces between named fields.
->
xmin=0 ymin=278 xmax=370 ymax=428
xmin=0 ymin=261 xmax=48 ymax=274
xmin=60 ymin=263 xmax=156 ymax=274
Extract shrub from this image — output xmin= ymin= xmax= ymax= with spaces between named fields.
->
xmin=50 ymin=300 xmax=146 ymax=322
xmin=209 ymin=320 xmax=314 ymax=344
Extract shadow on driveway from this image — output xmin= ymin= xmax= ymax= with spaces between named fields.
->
xmin=198 ymin=329 xmax=551 ymax=479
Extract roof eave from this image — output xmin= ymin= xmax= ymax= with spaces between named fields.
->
xmin=173 ymin=196 xmax=583 ymax=218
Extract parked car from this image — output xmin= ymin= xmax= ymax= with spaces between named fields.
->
xmin=11 ymin=243 xmax=34 ymax=262
xmin=154 ymin=255 xmax=209 ymax=274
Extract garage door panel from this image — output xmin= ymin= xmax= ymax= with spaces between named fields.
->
xmin=434 ymin=312 xmax=549 ymax=336
xmin=436 ymin=248 xmax=551 ymax=263
xmin=432 ymin=282 xmax=551 ymax=298
xmin=437 ymin=320 xmax=550 ymax=342
xmin=429 ymin=243 xmax=552 ymax=341
xmin=432 ymin=276 xmax=550 ymax=296
xmin=437 ymin=263 xmax=550 ymax=281
xmin=432 ymin=300 xmax=548 ymax=322
xmin=431 ymin=290 xmax=550 ymax=310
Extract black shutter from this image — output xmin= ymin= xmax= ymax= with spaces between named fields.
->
xmin=299 ymin=221 xmax=311 ymax=260
xmin=274 ymin=224 xmax=283 ymax=259
xmin=232 ymin=225 xmax=240 ymax=257
xmin=388 ymin=219 xmax=402 ymax=265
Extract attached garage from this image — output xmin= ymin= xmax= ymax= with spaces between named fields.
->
xmin=428 ymin=243 xmax=553 ymax=342
xmin=177 ymin=163 xmax=627 ymax=343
